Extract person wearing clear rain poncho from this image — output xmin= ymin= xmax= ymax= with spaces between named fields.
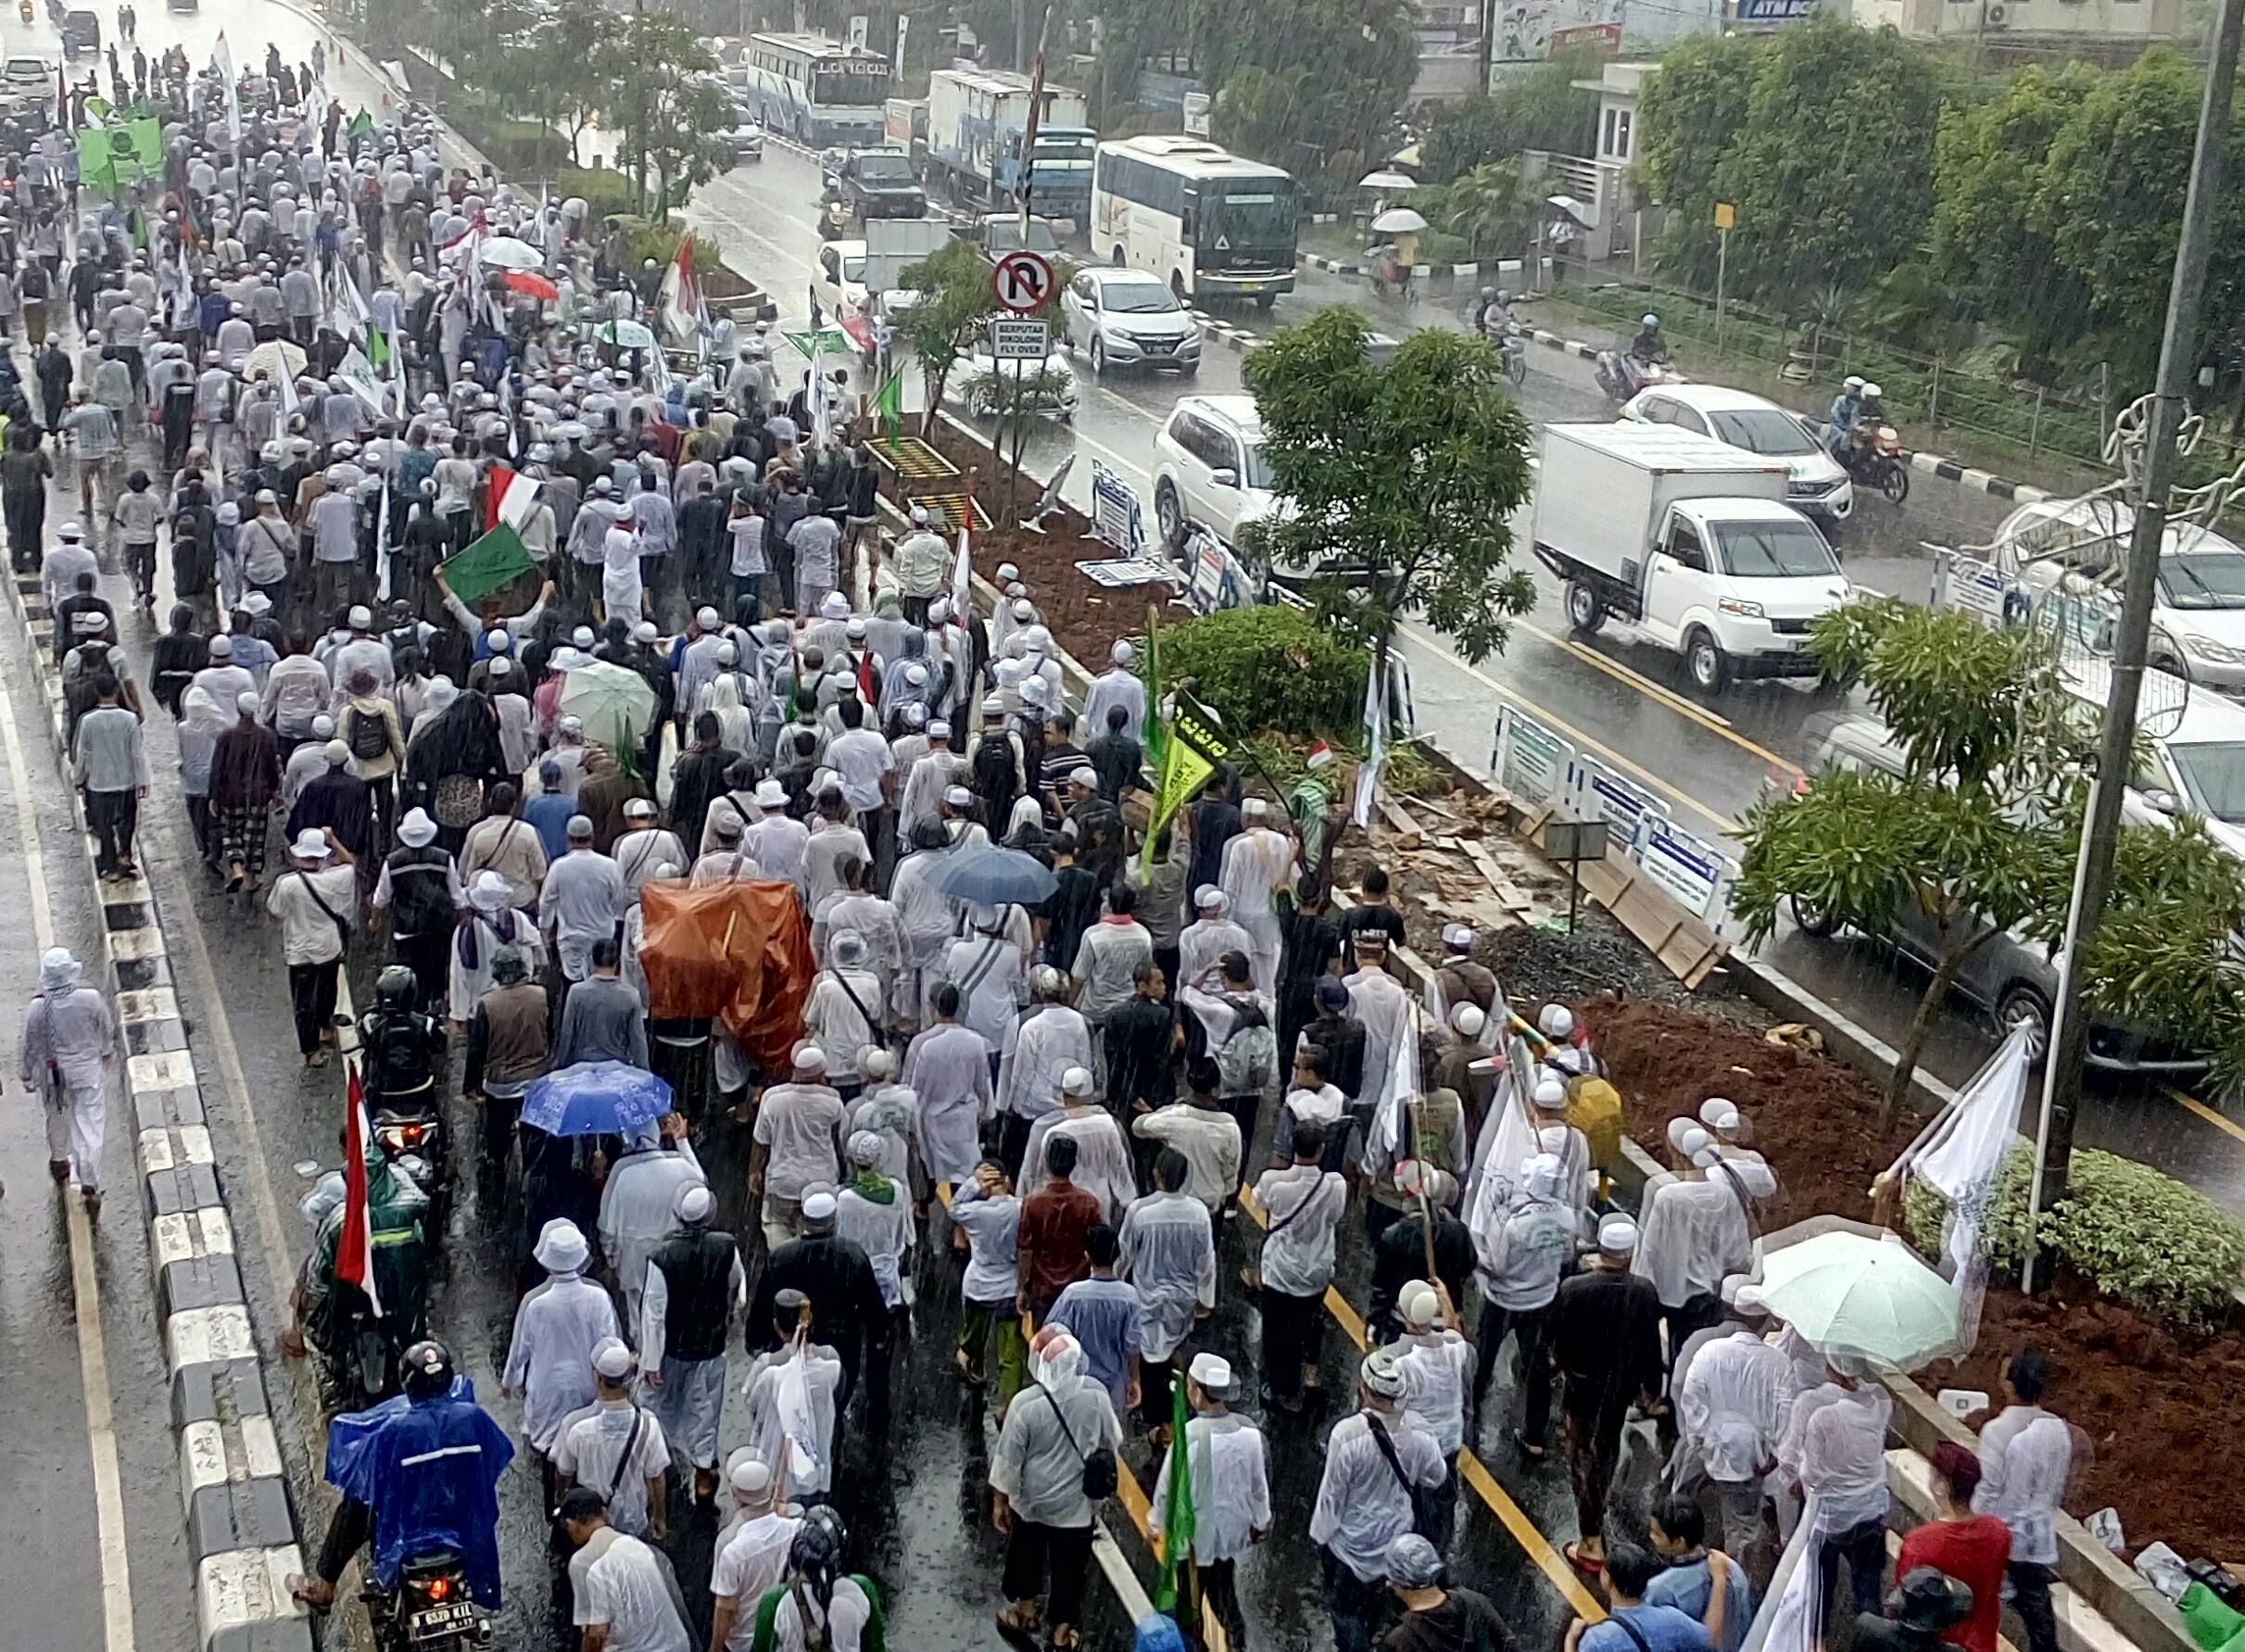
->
xmin=19 ymin=946 xmax=118 ymax=1203
xmin=502 ymin=1217 xmax=621 ymax=1469
xmin=990 ymin=1327 xmax=1123 ymax=1650
xmin=599 ymin=1116 xmax=708 ymax=1332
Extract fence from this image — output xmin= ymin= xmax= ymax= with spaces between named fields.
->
xmin=1560 ymin=282 xmax=2119 ymax=478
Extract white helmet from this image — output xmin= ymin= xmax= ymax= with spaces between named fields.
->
xmin=1843 ymin=375 xmax=1865 ymax=393
xmin=1641 ymin=313 xmax=1659 ymax=328
xmin=1860 ymin=382 xmax=1884 ymax=399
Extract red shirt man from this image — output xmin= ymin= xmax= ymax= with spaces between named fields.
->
xmin=1017 ymin=1133 xmax=1101 ymax=1319
xmin=1896 ymin=1441 xmax=2014 ymax=1652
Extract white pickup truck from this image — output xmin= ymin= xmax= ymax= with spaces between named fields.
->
xmin=1533 ymin=422 xmax=1851 ymax=691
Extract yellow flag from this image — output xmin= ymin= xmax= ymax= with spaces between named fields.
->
xmin=1141 ymin=704 xmax=1228 ymax=871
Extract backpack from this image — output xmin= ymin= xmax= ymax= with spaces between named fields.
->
xmin=1563 ymin=1069 xmax=1624 ymax=1175
xmin=346 ymin=702 xmax=390 ymax=762
xmin=970 ymin=732 xmax=1017 ymax=813
xmin=1214 ymin=996 xmax=1275 ymax=1097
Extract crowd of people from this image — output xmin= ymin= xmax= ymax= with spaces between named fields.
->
xmin=2 ymin=24 xmax=2095 ymax=1652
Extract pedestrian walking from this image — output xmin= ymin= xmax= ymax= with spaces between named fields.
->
xmin=18 ymin=947 xmax=117 ymax=1207
xmin=266 ymin=827 xmax=358 ymax=1066
xmin=640 ymin=1183 xmax=745 ymax=1505
xmin=71 ymin=673 xmax=149 ymax=880
xmin=990 ymin=1328 xmax=1121 ymax=1650
xmin=1549 ymin=1213 xmax=1664 ymax=1575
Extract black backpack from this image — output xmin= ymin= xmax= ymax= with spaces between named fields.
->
xmin=972 ymin=733 xmax=1017 ymax=814
xmin=347 ymin=703 xmax=390 ymax=762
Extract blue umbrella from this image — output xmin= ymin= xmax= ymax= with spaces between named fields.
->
xmin=927 ymin=845 xmax=1058 ymax=906
xmin=520 ymin=1061 xmax=674 ymax=1138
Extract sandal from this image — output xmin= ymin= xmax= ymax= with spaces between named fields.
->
xmin=996 ymin=1602 xmax=1041 ymax=1637
xmin=1564 ymin=1541 xmax=1604 ymax=1575
xmin=1050 ymin=1627 xmax=1081 ymax=1651
xmin=1514 ymin=1432 xmax=1547 ymax=1461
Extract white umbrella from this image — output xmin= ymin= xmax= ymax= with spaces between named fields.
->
xmin=1369 ymin=207 xmax=1429 ymax=234
xmin=242 ymin=339 xmax=307 ymax=383
xmin=1359 ymin=170 xmax=1419 ymax=191
xmin=596 ymin=319 xmax=660 ymax=351
xmin=475 ymin=235 xmax=544 ymax=271
xmin=1545 ymin=194 xmax=1595 ymax=227
xmin=1755 ymin=1230 xmax=1964 ymax=1371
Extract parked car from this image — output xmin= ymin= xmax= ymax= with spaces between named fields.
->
xmin=1 ymin=57 xmax=50 ymax=107
xmin=1622 ymin=382 xmax=1853 ymax=529
xmin=1060 ymin=267 xmax=1200 ymax=377
xmin=1792 ymin=710 xmax=2209 ymax=1075
xmin=946 ymin=345 xmax=1077 ymax=421
xmin=1153 ymin=394 xmax=1279 ymax=551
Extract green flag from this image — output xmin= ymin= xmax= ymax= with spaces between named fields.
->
xmin=438 ymin=523 xmax=534 ymax=607
xmin=1142 ymin=608 xmax=1166 ymax=769
xmin=872 ymin=370 xmax=902 ymax=435
xmin=349 ymin=107 xmax=375 ymax=139
xmin=367 ymin=322 xmax=391 ymax=371
xmin=128 ymin=207 xmax=148 ymax=253
xmin=1154 ymin=1374 xmax=1197 ymax=1617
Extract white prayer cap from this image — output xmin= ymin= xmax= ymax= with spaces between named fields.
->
xmin=673 ymin=1184 xmax=715 ymax=1223
xmin=236 ymin=690 xmax=262 ymax=716
xmin=1679 ymin=1126 xmax=1711 ymax=1161
xmin=311 ymin=714 xmax=335 ymax=738
xmin=1596 ymin=1214 xmax=1640 ymax=1255
xmin=1112 ymin=639 xmax=1136 ymax=665
xmin=902 ymin=662 xmax=929 ymax=687
xmin=793 ymin=1044 xmax=829 ymax=1075
xmin=1188 ymin=1352 xmax=1233 ymax=1393
xmin=1450 ymin=1003 xmax=1486 ymax=1039
xmin=1719 ymin=1272 xmax=1758 ymax=1308
xmin=1068 ymin=766 xmax=1098 ymax=791
xmin=488 ymin=657 xmax=512 ymax=678
xmin=1532 ymin=1077 xmax=1569 ymax=1112
xmin=348 ymin=604 xmax=373 ymax=628
xmin=1360 ymin=1348 xmax=1406 ymax=1398
xmin=624 ymin=796 xmax=657 ymax=818
xmin=632 ymin=621 xmax=659 ymax=643
xmin=929 ymin=719 xmax=951 ymax=739
xmin=1700 ymin=1097 xmax=1741 ymax=1136
xmin=397 ymin=808 xmax=437 ymax=847
xmin=1691 ymin=1144 xmax=1722 ymax=1169
xmin=847 ymin=1129 xmax=886 ymax=1167
xmin=821 ymin=592 xmax=850 ymax=618
xmin=1520 ymin=1152 xmax=1566 ymax=1200
xmin=944 ymin=785 xmax=975 ymax=808
xmin=846 ymin=617 xmax=868 ymax=639
xmin=292 ymin=828 xmax=334 ymax=860
xmin=1399 ymin=1280 xmax=1441 ymax=1326
xmin=728 ymin=1455 xmax=775 ymax=1497
xmin=697 ymin=605 xmax=722 ymax=628
xmin=903 ymin=703 xmax=927 ymax=728
xmin=485 ymin=627 xmax=511 ymax=654
xmin=832 ymin=931 xmax=867 ymax=965
xmin=1666 ymin=1116 xmax=1699 ymax=1153
xmin=1394 ymin=1160 xmax=1457 ymax=1207
xmin=1441 ymin=923 xmax=1475 ymax=951
xmin=909 ymin=504 xmax=929 ymax=524
xmin=591 ymin=1337 xmax=634 ymax=1379
xmin=1732 ymin=1282 xmax=1767 ymax=1315
xmin=1193 ymin=884 xmax=1228 ymax=912
xmin=1061 ymin=1066 xmax=1094 ymax=1097
xmin=996 ymin=561 xmax=1021 ymax=582
xmin=801 ymin=1190 xmax=838 ymax=1223
xmin=1540 ymin=1003 xmax=1576 ymax=1040
xmin=1242 ymin=798 xmax=1268 ymax=820
xmin=566 ymin=814 xmax=595 ymax=839
xmin=1010 ymin=598 xmax=1035 ymax=620
xmin=533 ymin=1217 xmax=589 ymax=1273
xmin=572 ymin=625 xmax=596 ymax=648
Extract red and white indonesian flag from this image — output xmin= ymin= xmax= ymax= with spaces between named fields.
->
xmin=951 ymin=524 xmax=972 ymax=621
xmin=486 ymin=463 xmax=542 ymax=535
xmin=338 ymin=1064 xmax=382 ymax=1318
xmin=657 ymin=238 xmax=708 ymax=347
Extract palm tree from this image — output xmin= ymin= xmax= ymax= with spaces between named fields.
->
xmin=1436 ymin=161 xmax=1528 ymax=262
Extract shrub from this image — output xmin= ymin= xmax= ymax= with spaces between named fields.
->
xmin=1148 ymin=604 xmax=1368 ymax=741
xmin=1905 ymin=1144 xmax=2245 ymax=1330
xmin=558 ymin=164 xmax=636 ymax=222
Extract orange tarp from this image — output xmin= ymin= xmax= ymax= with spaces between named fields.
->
xmin=637 ymin=879 xmax=813 ymax=1072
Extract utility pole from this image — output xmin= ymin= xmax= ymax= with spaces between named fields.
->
xmin=2023 ymin=0 xmax=2245 ymax=1292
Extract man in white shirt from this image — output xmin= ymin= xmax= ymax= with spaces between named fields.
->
xmin=1974 ymin=1346 xmax=2073 ymax=1652
xmin=1148 ymin=1353 xmax=1269 ymax=1650
xmin=707 ymin=1457 xmax=802 ymax=1652
xmin=1083 ymin=637 xmax=1148 ymax=745
xmin=553 ymin=1340 xmax=673 ymax=1542
xmin=1671 ymin=1283 xmax=1795 ymax=1578
xmin=612 ymin=797 xmax=688 ymax=898
xmin=825 ymin=697 xmax=894 ymax=865
xmin=559 ymin=1486 xmax=691 ymax=1652
xmin=1311 ymin=1348 xmax=1446 ymax=1652
xmin=1792 ymin=1356 xmax=1894 ymax=1629
xmin=1634 ymin=1128 xmax=1765 ymax=1367
xmin=995 ymin=968 xmax=1092 ymax=1175
xmin=539 ymin=815 xmax=626 ymax=983
xmin=750 ymin=1046 xmax=848 ymax=1250
xmin=1070 ymin=885 xmax=1153 ymax=1038
xmin=1217 ymin=798 xmax=1296 ymax=995
xmin=1253 ymin=1118 xmax=1348 ymax=1411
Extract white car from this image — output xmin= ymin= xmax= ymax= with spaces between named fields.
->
xmin=2 ymin=57 xmax=51 ymax=109
xmin=725 ymin=119 xmax=764 ymax=161
xmin=812 ymin=239 xmax=871 ymax=320
xmin=1154 ymin=395 xmax=1279 ymax=549
xmin=1060 ymin=268 xmax=1201 ymax=377
xmin=1995 ymin=496 xmax=2245 ymax=694
xmin=946 ymin=347 xmax=1078 ymax=422
xmin=1622 ymin=383 xmax=1853 ymax=527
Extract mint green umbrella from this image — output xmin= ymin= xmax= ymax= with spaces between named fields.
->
xmin=1754 ymin=1230 xmax=1962 ymax=1371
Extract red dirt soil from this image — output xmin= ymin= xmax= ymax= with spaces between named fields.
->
xmin=1579 ymin=993 xmax=2245 ymax=1562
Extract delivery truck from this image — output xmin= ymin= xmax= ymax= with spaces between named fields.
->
xmin=925 ymin=67 xmax=1096 ymax=227
xmin=1533 ymin=422 xmax=1851 ymax=692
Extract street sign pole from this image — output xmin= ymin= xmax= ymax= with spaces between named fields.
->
xmin=1713 ymin=202 xmax=1734 ymax=353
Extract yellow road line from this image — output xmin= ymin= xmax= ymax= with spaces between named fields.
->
xmin=2162 ymin=1085 xmax=2245 ymax=1147
xmin=1516 ymin=617 xmax=1742 ymax=736
xmin=1238 ymin=1188 xmax=1606 ymax=1620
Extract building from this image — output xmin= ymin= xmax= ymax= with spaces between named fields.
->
xmin=1520 ymin=59 xmax=1659 ymax=265
xmin=1849 ymin=0 xmax=2186 ymax=54
xmin=1411 ymin=0 xmax=1489 ymax=99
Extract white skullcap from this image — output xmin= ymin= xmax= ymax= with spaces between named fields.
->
xmin=348 ymin=604 xmax=373 ymax=628
xmin=1242 ymin=798 xmax=1269 ymax=820
xmin=1532 ymin=1078 xmax=1569 ymax=1111
xmin=1450 ymin=1003 xmax=1486 ymax=1038
xmin=847 ymin=1129 xmax=887 ymax=1167
xmin=592 ymin=1337 xmax=634 ymax=1379
xmin=488 ymin=656 xmax=512 ymax=678
xmin=801 ymin=1190 xmax=838 ymax=1222
xmin=323 ymin=738 xmax=351 ymax=766
xmin=1679 ymin=1126 xmax=1711 ymax=1160
xmin=485 ymin=628 xmax=511 ymax=653
xmin=675 ymin=1184 xmax=715 ymax=1221
xmin=716 ymin=641 xmax=738 ymax=665
xmin=310 ymin=714 xmax=335 ymax=738
xmin=929 ymin=720 xmax=951 ymax=738
xmin=1732 ymin=1283 xmax=1767 ymax=1314
xmin=729 ymin=1455 xmax=776 ymax=1496
xmin=1700 ymin=1097 xmax=1741 ymax=1135
xmin=1011 ymin=599 xmax=1035 ymax=620
xmin=1068 ymin=766 xmax=1098 ymax=790
xmin=1667 ymin=1116 xmax=1699 ymax=1153
xmin=944 ymin=785 xmax=975 ymax=808
xmin=1061 ymin=1066 xmax=1094 ymax=1096
xmin=1597 ymin=1214 xmax=1640 ymax=1255
xmin=1193 ymin=884 xmax=1228 ymax=912
xmin=996 ymin=562 xmax=1021 ymax=582
xmin=1399 ymin=1280 xmax=1441 ymax=1326
xmin=1719 ymin=1272 xmax=1755 ymax=1308
xmin=1112 ymin=639 xmax=1137 ymax=665
xmin=1188 ymin=1352 xmax=1233 ymax=1392
xmin=1691 ymin=1144 xmax=1722 ymax=1169
xmin=697 ymin=606 xmax=722 ymax=628
xmin=1441 ymin=923 xmax=1474 ymax=950
xmin=1360 ymin=1348 xmax=1406 ymax=1398
xmin=793 ymin=1044 xmax=828 ymax=1074
xmin=821 ymin=592 xmax=850 ymax=618
xmin=1540 ymin=1003 xmax=1576 ymax=1040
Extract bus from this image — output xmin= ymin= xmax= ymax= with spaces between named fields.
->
xmin=1090 ymin=135 xmax=1298 ymax=308
xmin=738 ymin=32 xmax=890 ymax=148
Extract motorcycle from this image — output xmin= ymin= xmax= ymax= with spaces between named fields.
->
xmin=1595 ymin=348 xmax=1683 ymax=405
xmin=285 ymin=1156 xmax=432 ymax=1414
xmin=1838 ymin=421 xmax=1911 ymax=503
xmin=373 ymin=1102 xmax=453 ymax=1247
xmin=364 ymin=1550 xmax=493 ymax=1652
xmin=1481 ymin=315 xmax=1528 ymax=386
xmin=817 ymin=197 xmax=850 ymax=242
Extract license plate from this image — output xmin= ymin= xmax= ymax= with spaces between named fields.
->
xmin=1239 ymin=283 xmax=1264 ymax=292
xmin=410 ymin=1602 xmax=482 ymax=1642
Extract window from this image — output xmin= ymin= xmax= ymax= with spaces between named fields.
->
xmin=1665 ymin=520 xmax=1709 ymax=573
xmin=1669 ymin=403 xmax=1709 ymax=436
xmin=1611 ymin=107 xmax=1632 ymax=158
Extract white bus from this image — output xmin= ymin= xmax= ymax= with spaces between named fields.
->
xmin=738 ymin=32 xmax=889 ymax=148
xmin=1090 ymin=135 xmax=1298 ymax=308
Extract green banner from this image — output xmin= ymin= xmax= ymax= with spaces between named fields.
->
xmin=439 ymin=523 xmax=534 ymax=607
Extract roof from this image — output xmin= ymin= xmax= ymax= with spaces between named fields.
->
xmin=747 ymin=31 xmax=881 ymax=56
xmin=1640 ymin=383 xmax=1797 ymax=416
xmin=1677 ymin=497 xmax=1818 ymax=525
xmin=2061 ymin=659 xmax=2245 ymax=744
xmin=1545 ymin=421 xmax=1791 ymax=476
xmin=1105 ymin=135 xmax=1292 ymax=180
xmin=1180 ymin=394 xmax=1263 ymax=437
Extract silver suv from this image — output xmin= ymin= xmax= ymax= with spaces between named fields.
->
xmin=1060 ymin=268 xmax=1201 ymax=377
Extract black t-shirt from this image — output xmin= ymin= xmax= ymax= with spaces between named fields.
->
xmin=1337 ymin=903 xmax=1407 ymax=969
xmin=1387 ymin=1591 xmax=1514 ymax=1652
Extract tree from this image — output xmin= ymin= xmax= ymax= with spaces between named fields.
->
xmin=1419 ymin=57 xmax=1600 ymax=185
xmin=1241 ymin=307 xmax=1537 ymax=664
xmin=1428 ymin=160 xmax=1530 ymax=262
xmin=893 ymin=237 xmax=1071 ymax=497
xmin=548 ymin=0 xmax=624 ymax=164
xmin=1733 ymin=598 xmax=2245 ymax=1127
xmin=1192 ymin=0 xmax=1417 ymax=178
xmin=1633 ymin=31 xmax=1759 ymax=287
xmin=605 ymin=14 xmax=734 ymax=216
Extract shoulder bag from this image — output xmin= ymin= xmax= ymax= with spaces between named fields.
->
xmin=1033 ymin=1380 xmax=1118 ymax=1501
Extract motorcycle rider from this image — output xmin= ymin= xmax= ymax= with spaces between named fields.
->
xmin=1841 ymin=382 xmax=1890 ymax=473
xmin=1472 ymin=285 xmax=1507 ymax=335
xmin=1826 ymin=375 xmax=1867 ymax=456
xmin=1628 ymin=313 xmax=1671 ymax=373
xmin=360 ymin=965 xmax=448 ymax=1115
xmin=291 ymin=1339 xmax=515 ymax=1617
xmin=286 ymin=1127 xmax=433 ymax=1409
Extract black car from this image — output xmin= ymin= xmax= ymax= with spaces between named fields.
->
xmin=838 ymin=147 xmax=926 ymax=222
xmin=60 ymin=8 xmax=97 ymax=52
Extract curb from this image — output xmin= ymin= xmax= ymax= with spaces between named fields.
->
xmin=1303 ymin=250 xmax=1542 ymax=282
xmin=8 ymin=574 xmax=313 ymax=1652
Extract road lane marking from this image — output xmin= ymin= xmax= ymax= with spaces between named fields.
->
xmin=0 ymin=674 xmax=136 ymax=1652
xmin=1518 ymin=617 xmax=1740 ymax=734
xmin=2163 ymin=1084 xmax=2245 ymax=1146
xmin=1236 ymin=1187 xmax=1607 ymax=1622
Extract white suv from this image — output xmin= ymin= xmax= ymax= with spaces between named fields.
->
xmin=1153 ymin=395 xmax=1279 ymax=550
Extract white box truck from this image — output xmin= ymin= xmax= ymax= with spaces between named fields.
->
xmin=1533 ymin=422 xmax=1851 ymax=691
xmin=925 ymin=67 xmax=1095 ymax=224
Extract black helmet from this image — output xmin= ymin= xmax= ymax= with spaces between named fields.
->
xmin=400 ymin=1338 xmax=454 ymax=1399
xmin=375 ymin=965 xmax=419 ymax=1011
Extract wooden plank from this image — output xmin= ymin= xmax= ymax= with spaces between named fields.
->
xmin=1463 ymin=840 xmax=1535 ymax=915
xmin=1381 ymin=798 xmax=1428 ymax=839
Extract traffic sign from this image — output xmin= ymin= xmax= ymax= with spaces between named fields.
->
xmin=989 ymin=317 xmax=1051 ymax=359
xmin=991 ymin=249 xmax=1054 ymax=313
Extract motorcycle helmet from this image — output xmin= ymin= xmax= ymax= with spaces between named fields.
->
xmin=1481 ymin=285 xmax=1495 ymax=298
xmin=375 ymin=965 xmax=419 ymax=1012
xmin=1641 ymin=313 xmax=1659 ymax=328
xmin=1844 ymin=375 xmax=1865 ymax=393
xmin=400 ymin=1339 xmax=454 ymax=1399
xmin=1496 ymin=290 xmax=1512 ymax=305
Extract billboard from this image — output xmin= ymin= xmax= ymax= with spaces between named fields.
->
xmin=1494 ymin=0 xmax=1719 ymax=62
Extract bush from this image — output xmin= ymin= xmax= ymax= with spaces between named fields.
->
xmin=558 ymin=164 xmax=635 ymax=222
xmin=1905 ymin=1144 xmax=2245 ymax=1330
xmin=1148 ymin=605 xmax=1368 ymax=741
xmin=604 ymin=216 xmax=722 ymax=275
